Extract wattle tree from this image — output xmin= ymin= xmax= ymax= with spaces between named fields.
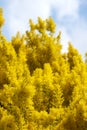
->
xmin=0 ymin=8 xmax=87 ymax=130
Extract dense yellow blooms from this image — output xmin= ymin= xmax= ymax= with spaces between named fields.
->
xmin=0 ymin=7 xmax=87 ymax=130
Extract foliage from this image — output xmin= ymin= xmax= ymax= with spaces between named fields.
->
xmin=0 ymin=7 xmax=87 ymax=130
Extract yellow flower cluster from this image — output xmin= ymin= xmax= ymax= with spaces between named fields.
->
xmin=0 ymin=7 xmax=87 ymax=130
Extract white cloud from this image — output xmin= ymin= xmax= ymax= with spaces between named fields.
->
xmin=7 ymin=0 xmax=51 ymax=35
xmin=51 ymin=0 xmax=79 ymax=19
xmin=6 ymin=0 xmax=80 ymax=35
xmin=70 ymin=19 xmax=87 ymax=57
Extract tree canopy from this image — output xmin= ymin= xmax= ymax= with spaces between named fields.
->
xmin=0 ymin=8 xmax=87 ymax=130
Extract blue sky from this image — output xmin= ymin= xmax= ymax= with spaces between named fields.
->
xmin=0 ymin=0 xmax=87 ymax=58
